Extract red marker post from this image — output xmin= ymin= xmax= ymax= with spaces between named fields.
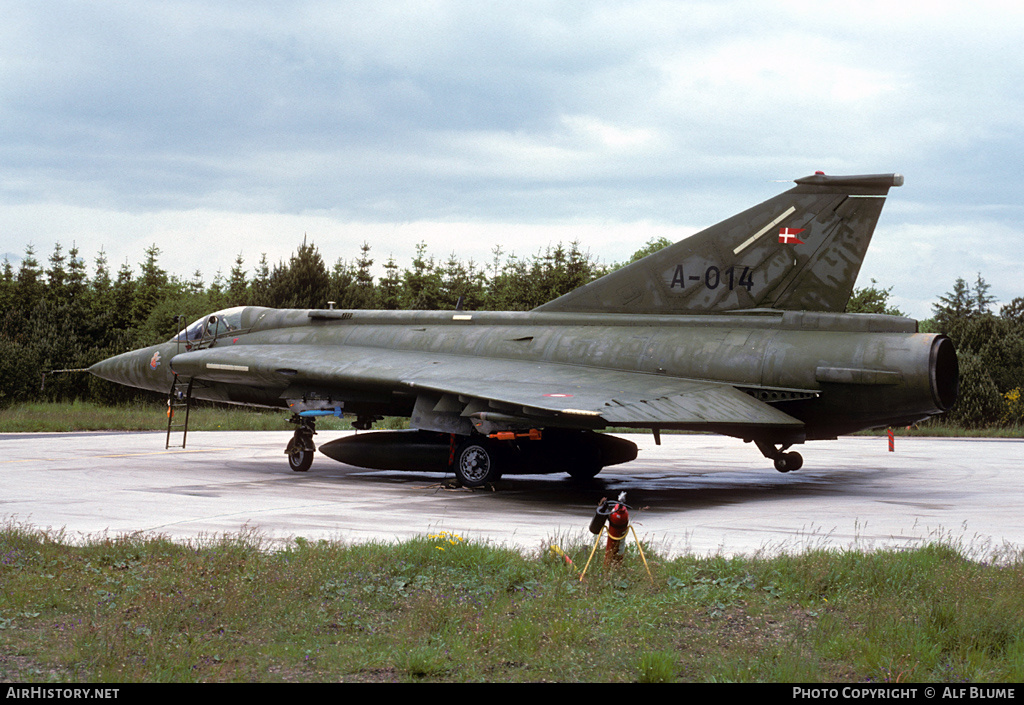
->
xmin=888 ymin=427 xmax=895 ymax=452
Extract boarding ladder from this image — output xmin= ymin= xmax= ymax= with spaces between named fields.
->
xmin=166 ymin=312 xmax=195 ymax=449
xmin=166 ymin=310 xmax=230 ymax=448
xmin=166 ymin=373 xmax=194 ymax=449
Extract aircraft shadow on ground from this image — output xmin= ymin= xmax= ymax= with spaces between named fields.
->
xmin=290 ymin=459 xmax=882 ymax=513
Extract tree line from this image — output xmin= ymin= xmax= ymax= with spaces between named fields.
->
xmin=0 ymin=238 xmax=611 ymax=406
xmin=926 ymin=274 xmax=1024 ymax=427
xmin=1 ymin=238 xmax=1022 ymax=428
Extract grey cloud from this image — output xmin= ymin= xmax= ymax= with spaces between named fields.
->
xmin=1 ymin=1 xmax=1023 ymax=318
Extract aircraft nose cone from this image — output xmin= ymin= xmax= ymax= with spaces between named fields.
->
xmin=88 ymin=350 xmax=138 ymax=386
xmin=87 ymin=357 xmax=117 ymax=384
xmin=88 ymin=345 xmax=173 ymax=392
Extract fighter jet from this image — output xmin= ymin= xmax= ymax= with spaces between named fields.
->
xmin=89 ymin=172 xmax=959 ymax=487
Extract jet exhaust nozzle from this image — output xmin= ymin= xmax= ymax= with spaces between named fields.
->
xmin=930 ymin=335 xmax=959 ymax=412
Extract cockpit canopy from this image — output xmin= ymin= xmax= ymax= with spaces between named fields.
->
xmin=172 ymin=306 xmax=246 ymax=343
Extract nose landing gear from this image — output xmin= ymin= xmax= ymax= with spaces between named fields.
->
xmin=286 ymin=415 xmax=317 ymax=472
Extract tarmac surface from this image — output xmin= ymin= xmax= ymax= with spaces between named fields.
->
xmin=2 ymin=430 xmax=1022 ymax=558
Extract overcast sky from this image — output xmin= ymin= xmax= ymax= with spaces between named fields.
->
xmin=2 ymin=1 xmax=1023 ymax=319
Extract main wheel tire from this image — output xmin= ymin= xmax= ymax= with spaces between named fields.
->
xmin=288 ymin=446 xmax=314 ymax=472
xmin=454 ymin=439 xmax=501 ymax=487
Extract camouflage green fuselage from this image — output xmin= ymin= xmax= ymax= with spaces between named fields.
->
xmin=92 ymin=305 xmax=956 ymax=444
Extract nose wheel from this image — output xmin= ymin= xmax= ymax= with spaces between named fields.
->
xmin=286 ymin=415 xmax=317 ymax=472
xmin=287 ymin=444 xmax=315 ymax=472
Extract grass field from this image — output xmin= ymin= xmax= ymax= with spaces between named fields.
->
xmin=2 ymin=521 xmax=1023 ymax=683
xmin=0 ymin=401 xmax=404 ymax=433
xmin=2 ymin=401 xmax=1021 ymax=437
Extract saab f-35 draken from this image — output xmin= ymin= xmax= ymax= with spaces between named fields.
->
xmin=89 ymin=173 xmax=959 ymax=487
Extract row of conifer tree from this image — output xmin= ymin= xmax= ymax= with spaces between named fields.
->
xmin=1 ymin=238 xmax=1021 ymax=427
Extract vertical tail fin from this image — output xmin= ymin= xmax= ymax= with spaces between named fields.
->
xmin=535 ymin=173 xmax=903 ymax=314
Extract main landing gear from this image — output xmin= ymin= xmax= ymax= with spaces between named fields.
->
xmin=755 ymin=440 xmax=803 ymax=473
xmin=453 ymin=437 xmax=502 ymax=488
xmin=286 ymin=415 xmax=317 ymax=472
